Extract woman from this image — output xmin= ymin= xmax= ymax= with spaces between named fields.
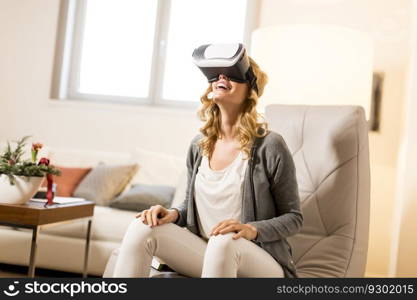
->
xmin=111 ymin=55 xmax=303 ymax=278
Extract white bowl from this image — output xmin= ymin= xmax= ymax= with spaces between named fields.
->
xmin=0 ymin=175 xmax=44 ymax=204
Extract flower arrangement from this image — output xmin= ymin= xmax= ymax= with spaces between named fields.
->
xmin=0 ymin=136 xmax=61 ymax=185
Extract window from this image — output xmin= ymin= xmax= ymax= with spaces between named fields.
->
xmin=161 ymin=0 xmax=250 ymax=103
xmin=55 ymin=0 xmax=257 ymax=107
xmin=77 ymin=0 xmax=157 ymax=98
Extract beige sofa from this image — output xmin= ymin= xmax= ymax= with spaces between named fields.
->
xmin=0 ymin=146 xmax=187 ymax=276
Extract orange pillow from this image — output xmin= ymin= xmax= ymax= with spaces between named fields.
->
xmin=41 ymin=166 xmax=92 ymax=197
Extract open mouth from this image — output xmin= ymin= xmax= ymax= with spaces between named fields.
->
xmin=215 ymin=81 xmax=231 ymax=91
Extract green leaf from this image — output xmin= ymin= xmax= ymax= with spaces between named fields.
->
xmin=0 ymin=136 xmax=60 ymax=185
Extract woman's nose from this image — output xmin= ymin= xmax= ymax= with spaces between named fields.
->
xmin=218 ymin=74 xmax=228 ymax=80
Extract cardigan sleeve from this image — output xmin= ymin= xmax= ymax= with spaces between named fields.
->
xmin=169 ymin=136 xmax=197 ymax=227
xmin=247 ymin=134 xmax=303 ymax=243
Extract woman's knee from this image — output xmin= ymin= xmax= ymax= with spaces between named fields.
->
xmin=206 ymin=233 xmax=237 ymax=255
xmin=123 ymin=218 xmax=153 ymax=242
xmin=124 ymin=218 xmax=175 ymax=242
xmin=128 ymin=217 xmax=150 ymax=230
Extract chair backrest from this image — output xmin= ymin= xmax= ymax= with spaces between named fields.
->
xmin=265 ymin=104 xmax=371 ymax=278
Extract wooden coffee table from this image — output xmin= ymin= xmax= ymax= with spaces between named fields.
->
xmin=0 ymin=200 xmax=95 ymax=278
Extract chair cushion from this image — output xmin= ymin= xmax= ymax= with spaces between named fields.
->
xmin=265 ymin=104 xmax=370 ymax=278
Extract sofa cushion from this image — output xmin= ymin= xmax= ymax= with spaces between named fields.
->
xmin=73 ymin=162 xmax=139 ymax=206
xmin=46 ymin=148 xmax=133 ymax=168
xmin=171 ymin=168 xmax=187 ymax=207
xmin=131 ymin=147 xmax=185 ymax=187
xmin=41 ymin=166 xmax=91 ymax=197
xmin=110 ymin=183 xmax=175 ymax=212
xmin=40 ymin=206 xmax=137 ymax=243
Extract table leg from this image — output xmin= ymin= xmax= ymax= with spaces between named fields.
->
xmin=28 ymin=226 xmax=39 ymax=278
xmin=83 ymin=219 xmax=92 ymax=278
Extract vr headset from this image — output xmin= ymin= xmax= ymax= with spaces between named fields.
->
xmin=192 ymin=43 xmax=258 ymax=94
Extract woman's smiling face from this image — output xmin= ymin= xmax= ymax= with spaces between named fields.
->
xmin=211 ymin=74 xmax=249 ymax=106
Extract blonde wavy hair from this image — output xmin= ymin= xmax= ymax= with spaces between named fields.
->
xmin=196 ymin=57 xmax=269 ymax=160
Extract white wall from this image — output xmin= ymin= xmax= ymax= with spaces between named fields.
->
xmin=258 ymin=0 xmax=413 ymax=277
xmin=391 ymin=0 xmax=417 ymax=277
xmin=0 ymin=0 xmax=202 ymax=160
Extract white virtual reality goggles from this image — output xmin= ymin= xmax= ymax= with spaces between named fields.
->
xmin=192 ymin=43 xmax=258 ymax=94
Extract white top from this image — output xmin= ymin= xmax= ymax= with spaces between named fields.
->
xmin=194 ymin=151 xmax=249 ymax=240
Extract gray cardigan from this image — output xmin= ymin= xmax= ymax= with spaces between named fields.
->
xmin=170 ymin=128 xmax=303 ymax=278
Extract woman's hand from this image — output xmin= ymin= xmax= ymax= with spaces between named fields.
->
xmin=210 ymin=219 xmax=258 ymax=241
xmin=135 ymin=205 xmax=179 ymax=227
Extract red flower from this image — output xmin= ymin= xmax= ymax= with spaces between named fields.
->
xmin=32 ymin=143 xmax=43 ymax=151
xmin=38 ymin=157 xmax=50 ymax=166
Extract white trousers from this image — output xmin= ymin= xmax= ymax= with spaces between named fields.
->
xmin=111 ymin=218 xmax=284 ymax=278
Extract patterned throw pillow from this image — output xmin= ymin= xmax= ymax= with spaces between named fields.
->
xmin=73 ymin=162 xmax=139 ymax=205
xmin=110 ymin=183 xmax=175 ymax=212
